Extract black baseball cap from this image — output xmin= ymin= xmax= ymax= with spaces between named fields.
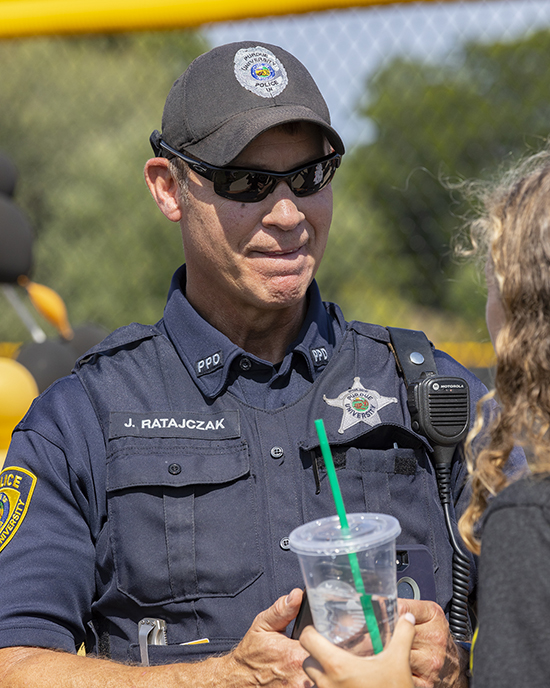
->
xmin=152 ymin=41 xmax=345 ymax=167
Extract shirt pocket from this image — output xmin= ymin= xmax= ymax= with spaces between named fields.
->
xmin=346 ymin=437 xmax=451 ymax=589
xmin=303 ymin=425 xmax=448 ymax=569
xmin=106 ymin=438 xmax=262 ymax=606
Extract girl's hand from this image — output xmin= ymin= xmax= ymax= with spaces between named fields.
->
xmin=300 ymin=612 xmax=416 ymax=688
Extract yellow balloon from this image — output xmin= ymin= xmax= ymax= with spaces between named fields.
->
xmin=0 ymin=357 xmax=39 ymax=452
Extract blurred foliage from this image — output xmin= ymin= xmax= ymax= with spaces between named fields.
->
xmin=319 ymin=29 xmax=550 ymax=338
xmin=0 ymin=31 xmax=209 ymax=340
xmin=2 ymin=27 xmax=550 ymax=346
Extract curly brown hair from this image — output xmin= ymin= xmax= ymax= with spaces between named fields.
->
xmin=458 ymin=147 xmax=550 ymax=554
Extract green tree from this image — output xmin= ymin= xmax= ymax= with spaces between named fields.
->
xmin=0 ymin=32 xmax=208 ymax=340
xmin=331 ymin=29 xmax=550 ymax=332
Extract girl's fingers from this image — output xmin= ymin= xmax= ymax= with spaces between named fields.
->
xmin=387 ymin=613 xmax=416 ymax=655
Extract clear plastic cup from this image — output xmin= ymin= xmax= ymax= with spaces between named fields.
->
xmin=289 ymin=512 xmax=401 ymax=656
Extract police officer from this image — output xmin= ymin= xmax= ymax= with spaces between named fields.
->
xmin=0 ymin=42 xmax=523 ymax=687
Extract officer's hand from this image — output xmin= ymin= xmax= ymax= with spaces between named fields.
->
xmin=300 ymin=613 xmax=416 ymax=688
xmin=226 ymin=588 xmax=313 ymax=688
xmin=397 ymin=599 xmax=468 ymax=688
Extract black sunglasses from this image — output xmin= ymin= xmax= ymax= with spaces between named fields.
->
xmin=155 ymin=138 xmax=341 ymax=203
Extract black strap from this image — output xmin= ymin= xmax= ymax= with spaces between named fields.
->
xmin=387 ymin=326 xmax=438 ymax=386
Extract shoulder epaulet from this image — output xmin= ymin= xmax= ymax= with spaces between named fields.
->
xmin=75 ymin=323 xmax=161 ymax=368
xmin=386 ymin=326 xmax=438 ymax=385
xmin=348 ymin=321 xmax=390 ymax=342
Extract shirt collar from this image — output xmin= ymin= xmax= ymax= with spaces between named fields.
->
xmin=278 ymin=279 xmax=340 ymax=379
xmin=160 ymin=264 xmax=343 ymax=399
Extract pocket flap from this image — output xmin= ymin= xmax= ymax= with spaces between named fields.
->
xmin=299 ymin=423 xmax=431 ymax=452
xmin=107 ymin=441 xmax=250 ymax=491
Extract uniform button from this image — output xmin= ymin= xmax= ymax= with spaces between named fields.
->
xmin=279 ymin=537 xmax=290 ymax=551
xmin=168 ymin=463 xmax=181 ymax=475
xmin=410 ymin=351 xmax=425 ymax=365
xmin=270 ymin=446 xmax=284 ymax=459
xmin=239 ymin=357 xmax=252 ymax=371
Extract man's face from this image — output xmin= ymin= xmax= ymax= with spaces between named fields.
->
xmin=180 ymin=123 xmax=333 ymax=319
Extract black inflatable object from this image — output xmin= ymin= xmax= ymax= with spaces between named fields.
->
xmin=0 ymin=197 xmax=33 ymax=283
xmin=16 ymin=340 xmax=76 ymax=394
xmin=16 ymin=323 xmax=109 ymax=393
xmin=0 ymin=153 xmax=18 ymax=198
xmin=66 ymin=323 xmax=109 ymax=358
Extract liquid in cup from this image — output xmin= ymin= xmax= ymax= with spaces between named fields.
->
xmin=289 ymin=512 xmax=401 ymax=656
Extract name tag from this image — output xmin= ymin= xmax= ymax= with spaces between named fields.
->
xmin=109 ymin=411 xmax=240 ymax=439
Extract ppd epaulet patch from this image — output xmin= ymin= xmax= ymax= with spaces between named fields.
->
xmin=0 ymin=467 xmax=37 ymax=553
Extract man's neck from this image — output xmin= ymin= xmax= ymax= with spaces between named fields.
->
xmin=186 ymin=289 xmax=308 ymax=364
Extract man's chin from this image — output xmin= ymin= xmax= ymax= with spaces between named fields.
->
xmin=256 ymin=279 xmax=311 ymax=311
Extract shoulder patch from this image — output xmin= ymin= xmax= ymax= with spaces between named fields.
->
xmin=0 ymin=466 xmax=37 ymax=553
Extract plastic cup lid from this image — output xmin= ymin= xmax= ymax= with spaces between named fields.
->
xmin=288 ymin=512 xmax=401 ymax=556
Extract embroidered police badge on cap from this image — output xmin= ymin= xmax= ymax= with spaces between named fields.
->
xmin=234 ymin=46 xmax=289 ymax=98
xmin=0 ymin=466 xmax=36 ymax=553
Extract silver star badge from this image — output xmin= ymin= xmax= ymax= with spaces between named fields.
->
xmin=323 ymin=377 xmax=398 ymax=434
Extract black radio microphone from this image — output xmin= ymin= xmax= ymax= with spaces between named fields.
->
xmin=407 ymin=374 xmax=472 ymax=640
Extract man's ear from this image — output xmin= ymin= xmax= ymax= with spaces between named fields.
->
xmin=144 ymin=158 xmax=183 ymax=222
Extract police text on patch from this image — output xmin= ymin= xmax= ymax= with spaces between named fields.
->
xmin=0 ymin=467 xmax=37 ymax=553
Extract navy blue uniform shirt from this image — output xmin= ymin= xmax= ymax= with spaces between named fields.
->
xmin=0 ymin=265 xmax=526 ymax=664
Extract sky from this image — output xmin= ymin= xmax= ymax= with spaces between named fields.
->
xmin=204 ymin=1 xmax=550 ymax=147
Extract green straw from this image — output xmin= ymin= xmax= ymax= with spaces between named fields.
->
xmin=314 ymin=418 xmax=384 ymax=654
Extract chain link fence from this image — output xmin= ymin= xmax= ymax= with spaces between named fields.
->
xmin=1 ymin=0 xmax=550 ymax=374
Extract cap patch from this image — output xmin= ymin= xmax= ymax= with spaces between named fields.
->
xmin=234 ymin=46 xmax=288 ymax=99
xmin=0 ymin=466 xmax=36 ymax=553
